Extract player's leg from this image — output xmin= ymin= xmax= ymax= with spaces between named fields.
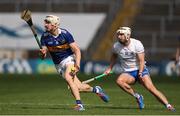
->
xmin=139 ymin=75 xmax=175 ymax=111
xmin=116 ymin=73 xmax=136 ymax=96
xmin=72 ymin=76 xmax=92 ymax=92
xmin=72 ymin=75 xmax=109 ymax=102
xmin=116 ymin=73 xmax=144 ymax=109
xmin=65 ymin=64 xmax=80 ymax=99
xmin=55 ymin=56 xmax=85 ymax=111
xmin=64 ymin=64 xmax=85 ymax=111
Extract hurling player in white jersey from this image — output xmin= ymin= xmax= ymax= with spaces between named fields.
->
xmin=104 ymin=27 xmax=175 ymax=111
xmin=39 ymin=15 xmax=109 ymax=111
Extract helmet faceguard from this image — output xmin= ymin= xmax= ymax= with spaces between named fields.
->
xmin=44 ymin=15 xmax=60 ymax=27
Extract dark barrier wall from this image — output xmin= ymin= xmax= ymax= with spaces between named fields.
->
xmin=0 ymin=58 xmax=179 ymax=76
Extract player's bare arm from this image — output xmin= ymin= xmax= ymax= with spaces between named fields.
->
xmin=137 ymin=52 xmax=145 ymax=77
xmin=69 ymin=42 xmax=81 ymax=71
xmin=105 ymin=53 xmax=117 ymax=74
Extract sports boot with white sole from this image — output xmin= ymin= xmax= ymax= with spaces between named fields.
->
xmin=95 ymin=86 xmax=109 ymax=103
xmin=136 ymin=94 xmax=144 ymax=109
xmin=74 ymin=104 xmax=85 ymax=111
xmin=166 ymin=104 xmax=175 ymax=112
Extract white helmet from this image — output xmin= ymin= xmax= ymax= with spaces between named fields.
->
xmin=116 ymin=27 xmax=131 ymax=36
xmin=44 ymin=15 xmax=60 ymax=27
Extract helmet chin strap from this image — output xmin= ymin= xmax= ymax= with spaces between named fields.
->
xmin=118 ymin=35 xmax=129 ymax=46
xmin=124 ymin=33 xmax=129 ymax=41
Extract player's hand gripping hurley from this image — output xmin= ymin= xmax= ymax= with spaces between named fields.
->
xmin=21 ymin=9 xmax=42 ymax=49
xmin=82 ymin=71 xmax=113 ymax=84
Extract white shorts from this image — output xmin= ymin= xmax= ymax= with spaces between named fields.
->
xmin=55 ymin=55 xmax=75 ymax=78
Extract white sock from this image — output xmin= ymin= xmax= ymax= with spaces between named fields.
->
xmin=133 ymin=93 xmax=140 ymax=98
xmin=93 ymin=86 xmax=100 ymax=93
xmin=166 ymin=104 xmax=171 ymax=108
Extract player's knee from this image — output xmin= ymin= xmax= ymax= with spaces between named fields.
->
xmin=64 ymin=76 xmax=73 ymax=84
xmin=116 ymin=78 xmax=124 ymax=86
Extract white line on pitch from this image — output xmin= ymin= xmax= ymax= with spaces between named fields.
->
xmin=0 ymin=102 xmax=164 ymax=108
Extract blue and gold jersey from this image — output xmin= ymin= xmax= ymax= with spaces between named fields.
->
xmin=40 ymin=28 xmax=74 ymax=64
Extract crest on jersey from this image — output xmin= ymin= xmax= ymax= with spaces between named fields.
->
xmin=58 ymin=38 xmax=66 ymax=44
xmin=55 ymin=41 xmax=59 ymax=44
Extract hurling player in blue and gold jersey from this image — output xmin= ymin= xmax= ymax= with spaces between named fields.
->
xmin=39 ymin=15 xmax=109 ymax=111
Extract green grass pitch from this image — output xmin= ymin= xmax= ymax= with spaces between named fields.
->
xmin=0 ymin=73 xmax=179 ymax=115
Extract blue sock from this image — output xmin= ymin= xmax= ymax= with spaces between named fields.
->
xmin=76 ymin=100 xmax=82 ymax=105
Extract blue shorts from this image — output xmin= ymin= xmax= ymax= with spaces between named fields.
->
xmin=126 ymin=67 xmax=150 ymax=81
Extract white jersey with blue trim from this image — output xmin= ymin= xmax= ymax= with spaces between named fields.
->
xmin=112 ymin=38 xmax=145 ymax=72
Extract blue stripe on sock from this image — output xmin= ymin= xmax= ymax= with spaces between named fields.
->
xmin=92 ymin=87 xmax=97 ymax=93
xmin=76 ymin=100 xmax=82 ymax=104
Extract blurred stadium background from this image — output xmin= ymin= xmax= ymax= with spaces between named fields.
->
xmin=0 ymin=0 xmax=180 ymax=115
xmin=0 ymin=0 xmax=179 ymax=76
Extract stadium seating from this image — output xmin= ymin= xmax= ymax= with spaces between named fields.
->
xmin=0 ymin=0 xmax=115 ymax=59
xmin=88 ymin=0 xmax=179 ymax=61
xmin=0 ymin=0 xmax=111 ymax=12
xmin=0 ymin=0 xmax=179 ymax=62
xmin=88 ymin=0 xmax=140 ymax=61
xmin=133 ymin=0 xmax=179 ymax=61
